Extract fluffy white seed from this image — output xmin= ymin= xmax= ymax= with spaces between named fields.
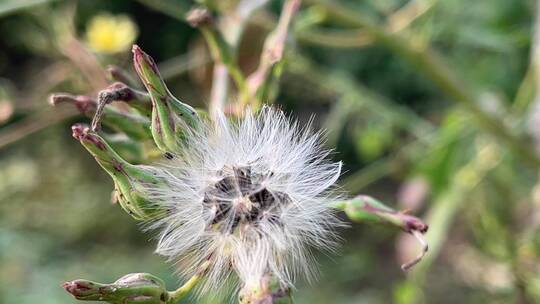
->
xmin=142 ymin=106 xmax=343 ymax=295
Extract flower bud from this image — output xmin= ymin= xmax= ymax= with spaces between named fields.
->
xmin=333 ymin=195 xmax=428 ymax=270
xmin=334 ymin=195 xmax=428 ymax=233
xmin=132 ymin=45 xmax=200 ymax=152
xmin=50 ymin=93 xmax=151 ymax=141
xmin=71 ymin=123 xmax=163 ymax=220
xmin=63 ymin=273 xmax=168 ymax=303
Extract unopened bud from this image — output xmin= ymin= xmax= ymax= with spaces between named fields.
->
xmin=132 ymin=45 xmax=200 ymax=152
xmin=334 ymin=195 xmax=428 ymax=270
xmin=71 ymin=124 xmax=163 ymax=220
xmin=63 ymin=273 xmax=168 ymax=303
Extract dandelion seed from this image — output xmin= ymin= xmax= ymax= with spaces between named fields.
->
xmin=142 ymin=107 xmax=344 ymax=295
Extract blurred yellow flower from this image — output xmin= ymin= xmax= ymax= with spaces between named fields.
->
xmin=85 ymin=13 xmax=138 ymax=54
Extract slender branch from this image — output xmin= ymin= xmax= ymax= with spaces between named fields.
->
xmin=222 ymin=0 xmax=271 ymax=45
xmin=61 ymin=38 xmax=109 ymax=93
xmin=187 ymin=8 xmax=249 ymax=105
xmin=246 ymin=0 xmax=302 ymax=108
xmin=208 ymin=0 xmax=270 ymax=116
xmin=209 ymin=64 xmax=230 ymax=116
xmin=0 ymin=107 xmax=76 ymax=149
xmin=106 ymin=65 xmax=142 ymax=89
xmin=386 ymin=0 xmax=434 ymax=33
xmin=201 ymin=29 xmax=246 ymax=91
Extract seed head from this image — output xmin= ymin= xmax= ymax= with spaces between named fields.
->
xmin=142 ymin=107 xmax=343 ymax=294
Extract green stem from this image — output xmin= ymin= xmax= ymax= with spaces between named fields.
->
xmin=167 ymin=260 xmax=210 ymax=303
xmin=198 ymin=24 xmax=248 ymax=102
xmin=246 ymin=0 xmax=302 ymax=108
xmin=167 ymin=274 xmax=202 ymax=303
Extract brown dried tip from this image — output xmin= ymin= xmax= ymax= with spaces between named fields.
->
xmin=71 ymin=123 xmax=89 ymax=141
xmin=71 ymin=123 xmax=107 ymax=150
xmin=401 ymin=230 xmax=429 ymax=271
xmin=62 ymin=280 xmax=95 ymax=298
xmin=49 ymin=93 xmax=96 ymax=114
xmin=186 ymin=7 xmax=212 ymax=27
xmin=132 ymin=44 xmax=160 ymax=76
xmin=91 ymin=82 xmax=136 ymax=131
xmin=396 ymin=211 xmax=428 ymax=271
xmin=400 ymin=212 xmax=429 ymax=234
xmin=131 ymin=44 xmax=146 ymax=59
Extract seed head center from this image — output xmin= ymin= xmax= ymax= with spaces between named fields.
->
xmin=202 ymin=165 xmax=290 ymax=234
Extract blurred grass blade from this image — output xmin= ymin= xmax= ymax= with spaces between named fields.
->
xmin=0 ymin=0 xmax=58 ymax=18
xmin=134 ymin=0 xmax=189 ymax=21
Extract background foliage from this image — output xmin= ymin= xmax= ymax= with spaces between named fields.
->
xmin=1 ymin=0 xmax=539 ymax=303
